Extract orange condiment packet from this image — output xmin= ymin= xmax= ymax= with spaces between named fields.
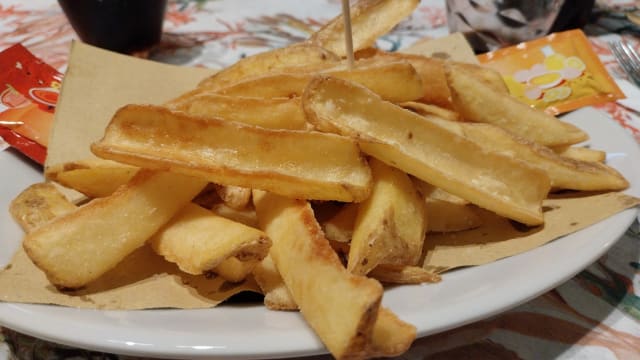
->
xmin=478 ymin=29 xmax=624 ymax=115
xmin=0 ymin=44 xmax=62 ymax=164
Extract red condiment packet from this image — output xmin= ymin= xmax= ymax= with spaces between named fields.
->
xmin=478 ymin=30 xmax=624 ymax=115
xmin=0 ymin=44 xmax=63 ymax=164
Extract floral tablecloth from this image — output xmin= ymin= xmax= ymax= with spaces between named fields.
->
xmin=1 ymin=0 xmax=640 ymax=359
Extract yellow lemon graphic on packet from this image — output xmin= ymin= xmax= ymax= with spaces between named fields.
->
xmin=543 ymin=86 xmax=572 ymax=102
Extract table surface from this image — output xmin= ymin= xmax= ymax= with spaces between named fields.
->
xmin=1 ymin=0 xmax=640 ymax=359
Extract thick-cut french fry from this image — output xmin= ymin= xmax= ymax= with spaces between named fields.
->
xmin=23 ymin=171 xmax=207 ymax=288
xmin=10 ymin=183 xmax=77 ymax=233
xmin=400 ymin=101 xmax=461 ymax=121
xmin=197 ymin=43 xmax=340 ymax=91
xmin=45 ymin=159 xmax=138 ymax=198
xmin=552 ymin=145 xmax=606 ymax=163
xmin=92 ymin=105 xmax=372 ymax=202
xmin=253 ymin=190 xmax=385 ymax=359
xmin=369 ymin=265 xmax=441 ymax=284
xmin=210 ymin=203 xmax=258 ymax=228
xmin=413 ymin=179 xmax=483 ymax=233
xmin=310 ymin=0 xmax=420 ymax=57
xmin=303 ymin=76 xmax=551 ymax=225
xmin=360 ymin=51 xmax=451 ymax=108
xmin=252 ymin=254 xmax=298 ymax=311
xmin=369 ymin=308 xmax=417 ymax=358
xmin=214 ymin=184 xmax=252 ymax=210
xmin=348 ymin=159 xmax=426 ymax=275
xmin=150 ymin=203 xmax=270 ymax=275
xmin=453 ymin=62 xmax=509 ymax=94
xmin=215 ymin=59 xmax=424 ymax=103
xmin=455 ymin=122 xmax=628 ymax=191
xmin=445 ymin=62 xmax=588 ymax=147
xmin=171 ymin=94 xmax=308 ymax=130
xmin=213 ymin=257 xmax=258 ymax=283
xmin=322 ymin=202 xmax=358 ymax=243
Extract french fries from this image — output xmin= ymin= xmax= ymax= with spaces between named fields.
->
xmin=310 ymin=0 xmax=420 ymax=57
xmin=23 ymin=170 xmax=207 ymax=288
xmin=552 ymin=145 xmax=606 ymax=163
xmin=253 ymin=190 xmax=390 ymax=359
xmin=445 ymin=62 xmax=588 ymax=147
xmin=413 ymin=180 xmax=483 ymax=233
xmin=348 ymin=159 xmax=426 ymax=275
xmin=303 ymin=76 xmax=551 ymax=225
xmin=214 ymin=58 xmax=424 ymax=103
xmin=171 ymin=94 xmax=308 ymax=130
xmin=197 ymin=43 xmax=340 ymax=91
xmin=10 ymin=183 xmax=77 ymax=232
xmin=45 ymin=159 xmax=138 ymax=198
xmin=150 ymin=203 xmax=270 ymax=276
xmin=91 ymin=104 xmax=372 ymax=202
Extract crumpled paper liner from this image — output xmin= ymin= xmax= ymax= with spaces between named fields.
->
xmin=0 ymin=245 xmax=258 ymax=309
xmin=423 ymin=192 xmax=640 ymax=272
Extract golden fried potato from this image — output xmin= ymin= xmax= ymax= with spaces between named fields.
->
xmin=150 ymin=203 xmax=270 ymax=275
xmin=303 ymin=76 xmax=551 ymax=225
xmin=10 ymin=182 xmax=77 ymax=233
xmin=45 ymin=159 xmax=138 ymax=198
xmin=552 ymin=145 xmax=606 ymax=163
xmin=310 ymin=0 xmax=419 ymax=57
xmin=197 ymin=43 xmax=339 ymax=91
xmin=92 ymin=105 xmax=372 ymax=202
xmin=445 ymin=62 xmax=588 ymax=147
xmin=23 ymin=171 xmax=207 ymax=288
xmin=253 ymin=190 xmax=386 ymax=359
xmin=348 ymin=158 xmax=426 ymax=275
xmin=369 ymin=265 xmax=441 ymax=284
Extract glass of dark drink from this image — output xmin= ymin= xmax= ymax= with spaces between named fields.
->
xmin=57 ymin=0 xmax=168 ymax=54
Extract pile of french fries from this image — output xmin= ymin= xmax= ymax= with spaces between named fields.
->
xmin=9 ymin=0 xmax=630 ymax=359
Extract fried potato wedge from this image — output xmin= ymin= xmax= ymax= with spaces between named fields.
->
xmin=215 ymin=59 xmax=424 ymax=103
xmin=552 ymin=145 xmax=606 ymax=163
xmin=369 ymin=308 xmax=417 ymax=358
xmin=45 ymin=159 xmax=138 ymax=198
xmin=253 ymin=190 xmax=385 ymax=359
xmin=303 ymin=76 xmax=551 ymax=225
xmin=197 ymin=43 xmax=339 ymax=91
xmin=210 ymin=203 xmax=258 ymax=228
xmin=252 ymin=254 xmax=298 ymax=311
xmin=310 ymin=0 xmax=419 ymax=57
xmin=23 ymin=170 xmax=207 ymax=288
xmin=10 ymin=183 xmax=77 ymax=233
xmin=322 ymin=202 xmax=358 ymax=243
xmin=413 ymin=179 xmax=483 ymax=233
xmin=369 ymin=265 xmax=441 ymax=284
xmin=425 ymin=202 xmax=482 ymax=233
xmin=170 ymin=94 xmax=308 ymax=130
xmin=400 ymin=101 xmax=461 ymax=122
xmin=361 ymin=51 xmax=452 ymax=108
xmin=150 ymin=203 xmax=270 ymax=275
xmin=214 ymin=184 xmax=252 ymax=210
xmin=92 ymin=105 xmax=372 ymax=202
xmin=348 ymin=159 xmax=426 ymax=275
xmin=456 ymin=122 xmax=629 ymax=191
xmin=213 ymin=257 xmax=258 ymax=283
xmin=445 ymin=62 xmax=588 ymax=147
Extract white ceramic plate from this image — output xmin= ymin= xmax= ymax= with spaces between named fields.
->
xmin=0 ymin=107 xmax=639 ymax=359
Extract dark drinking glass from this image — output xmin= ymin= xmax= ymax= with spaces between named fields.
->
xmin=58 ymin=0 xmax=168 ymax=54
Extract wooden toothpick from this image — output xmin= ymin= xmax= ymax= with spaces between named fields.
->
xmin=341 ymin=0 xmax=355 ymax=69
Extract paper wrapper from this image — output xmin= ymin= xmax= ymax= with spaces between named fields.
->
xmin=1 ymin=38 xmax=638 ymax=310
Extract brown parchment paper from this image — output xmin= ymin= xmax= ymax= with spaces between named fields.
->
xmin=423 ymin=192 xmax=640 ymax=272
